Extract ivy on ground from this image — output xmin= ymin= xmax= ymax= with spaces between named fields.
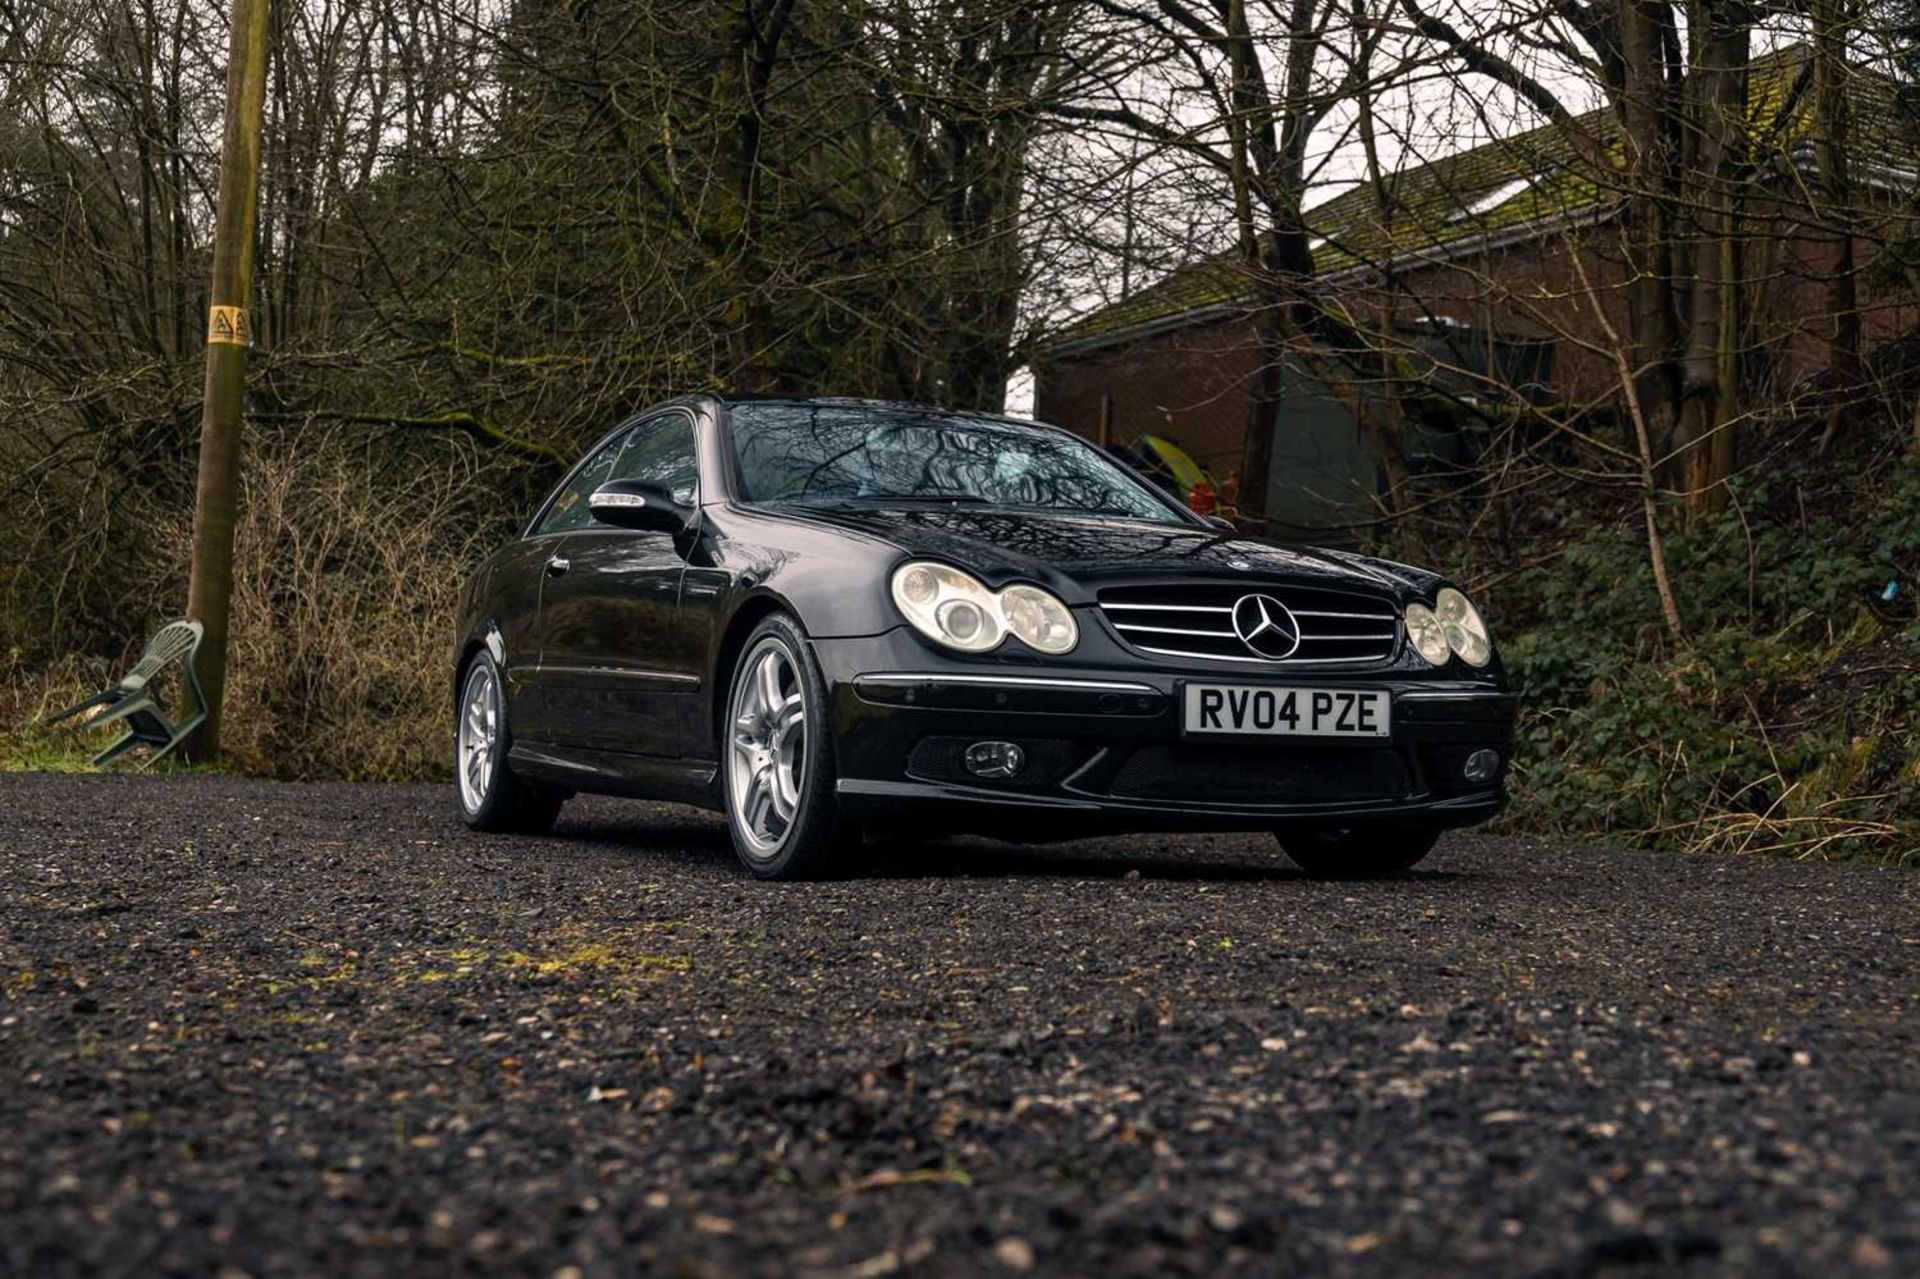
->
xmin=1493 ymin=464 xmax=1920 ymax=862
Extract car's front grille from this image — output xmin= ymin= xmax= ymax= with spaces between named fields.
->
xmin=1097 ymin=582 xmax=1401 ymax=666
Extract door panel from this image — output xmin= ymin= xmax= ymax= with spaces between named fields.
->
xmin=536 ymin=529 xmax=688 ymax=754
xmin=513 ymin=426 xmax=632 ymax=743
xmin=532 ymin=410 xmax=704 ymax=756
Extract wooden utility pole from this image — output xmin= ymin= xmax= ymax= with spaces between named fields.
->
xmin=183 ymin=0 xmax=271 ymax=762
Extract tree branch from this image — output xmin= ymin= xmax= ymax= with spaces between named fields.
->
xmin=1398 ymin=0 xmax=1615 ymax=172
xmin=266 ymin=410 xmax=566 ymax=466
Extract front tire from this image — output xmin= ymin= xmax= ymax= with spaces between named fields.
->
xmin=456 ymin=651 xmax=564 ymax=834
xmin=1274 ymin=821 xmax=1441 ymax=878
xmin=722 ymin=614 xmax=857 ymax=879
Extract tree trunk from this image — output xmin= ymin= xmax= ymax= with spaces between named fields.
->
xmin=1709 ymin=199 xmax=1741 ymax=492
xmin=1349 ymin=15 xmax=1420 ymax=553
xmin=1676 ymin=7 xmax=1748 ymax=519
xmin=1232 ymin=0 xmax=1318 ymax=529
xmin=1241 ymin=300 xmax=1286 ymax=530
xmin=933 ymin=3 xmax=1051 ymax=411
xmin=718 ymin=0 xmax=796 ymax=394
xmin=1621 ymin=0 xmax=1682 ymax=483
xmin=1813 ymin=0 xmax=1860 ymax=452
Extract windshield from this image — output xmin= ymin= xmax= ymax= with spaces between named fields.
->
xmin=727 ymin=402 xmax=1187 ymax=524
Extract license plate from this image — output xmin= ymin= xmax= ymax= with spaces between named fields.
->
xmin=1183 ymin=684 xmax=1391 ymax=738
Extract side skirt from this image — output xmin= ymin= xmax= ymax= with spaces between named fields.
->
xmin=509 ymin=742 xmax=722 ymax=811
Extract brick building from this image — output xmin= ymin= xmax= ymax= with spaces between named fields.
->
xmin=1034 ymin=45 xmax=1919 ymax=537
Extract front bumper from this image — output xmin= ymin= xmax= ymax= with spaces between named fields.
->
xmin=815 ymin=631 xmax=1516 ymax=838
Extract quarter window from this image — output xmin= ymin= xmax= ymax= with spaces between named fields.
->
xmin=535 ymin=429 xmax=628 ymax=535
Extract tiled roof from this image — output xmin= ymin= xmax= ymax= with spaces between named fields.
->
xmin=1043 ymin=43 xmax=1911 ymax=353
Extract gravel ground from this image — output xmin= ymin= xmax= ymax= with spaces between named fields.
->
xmin=0 ymin=773 xmax=1914 ymax=1278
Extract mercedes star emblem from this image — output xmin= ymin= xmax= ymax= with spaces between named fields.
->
xmin=1231 ymin=593 xmax=1302 ymax=660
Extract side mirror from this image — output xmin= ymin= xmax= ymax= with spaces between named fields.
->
xmin=589 ymin=479 xmax=692 ymax=533
xmin=1204 ymin=513 xmax=1236 ymax=531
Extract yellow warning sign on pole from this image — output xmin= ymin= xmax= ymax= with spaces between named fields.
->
xmin=207 ymin=306 xmax=251 ymax=346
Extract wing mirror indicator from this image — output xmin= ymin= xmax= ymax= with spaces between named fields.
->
xmin=589 ymin=480 xmax=693 ymax=533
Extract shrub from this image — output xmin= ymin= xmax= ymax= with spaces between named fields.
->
xmin=2 ymin=435 xmax=520 ymax=781
xmin=1491 ymin=464 xmax=1920 ymax=863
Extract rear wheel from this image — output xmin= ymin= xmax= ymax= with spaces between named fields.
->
xmin=456 ymin=651 xmax=564 ymax=834
xmin=1274 ymin=821 xmax=1441 ymax=878
xmin=723 ymin=614 xmax=858 ymax=879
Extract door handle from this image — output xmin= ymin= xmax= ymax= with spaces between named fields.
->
xmin=546 ymin=555 xmax=570 ymax=577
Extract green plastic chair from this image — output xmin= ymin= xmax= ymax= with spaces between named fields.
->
xmin=44 ymin=619 xmax=208 ymax=767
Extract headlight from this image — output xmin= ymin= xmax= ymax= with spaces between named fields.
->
xmin=890 ymin=561 xmax=1078 ymax=655
xmin=1435 ymin=587 xmax=1492 ymax=666
xmin=892 ymin=562 xmax=1003 ymax=652
xmin=1404 ymin=602 xmax=1452 ymax=666
xmin=999 ymin=584 xmax=1078 ymax=655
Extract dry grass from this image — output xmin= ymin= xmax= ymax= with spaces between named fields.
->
xmin=1644 ymin=784 xmax=1911 ymax=862
xmin=1613 ymin=687 xmax=1915 ymax=864
xmin=0 ymin=653 xmax=117 ymax=772
xmin=4 ymin=438 xmax=512 ymax=780
xmin=202 ymin=445 xmax=501 ymax=780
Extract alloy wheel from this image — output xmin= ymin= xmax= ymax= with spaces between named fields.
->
xmin=458 ymin=661 xmax=499 ymax=814
xmin=728 ymin=639 xmax=807 ymax=859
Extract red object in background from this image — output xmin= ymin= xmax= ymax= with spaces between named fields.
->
xmin=1218 ymin=470 xmax=1240 ymax=517
xmin=1187 ymin=478 xmax=1216 ymax=515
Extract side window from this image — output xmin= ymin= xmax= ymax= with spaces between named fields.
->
xmin=611 ymin=413 xmax=699 ymax=506
xmin=535 ymin=429 xmax=628 ymax=535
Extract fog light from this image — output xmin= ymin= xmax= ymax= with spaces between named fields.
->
xmin=1462 ymin=749 xmax=1501 ymax=783
xmin=963 ymin=740 xmax=1026 ymax=779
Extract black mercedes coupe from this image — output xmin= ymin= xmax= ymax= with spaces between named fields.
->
xmin=452 ymin=396 xmax=1515 ymax=879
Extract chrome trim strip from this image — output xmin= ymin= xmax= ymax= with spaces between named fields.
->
xmin=536 ymin=663 xmax=701 ymax=686
xmin=854 ymin=673 xmax=1160 ymax=694
xmin=508 ymin=744 xmax=599 ymax=772
xmin=1291 ymin=609 xmax=1398 ymax=620
xmin=1101 ymin=602 xmax=1234 ymax=613
xmin=1110 ymin=622 xmax=1238 ymax=638
xmin=1298 ymin=631 xmax=1398 ymax=641
xmin=1131 ymin=645 xmax=1387 ymax=666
